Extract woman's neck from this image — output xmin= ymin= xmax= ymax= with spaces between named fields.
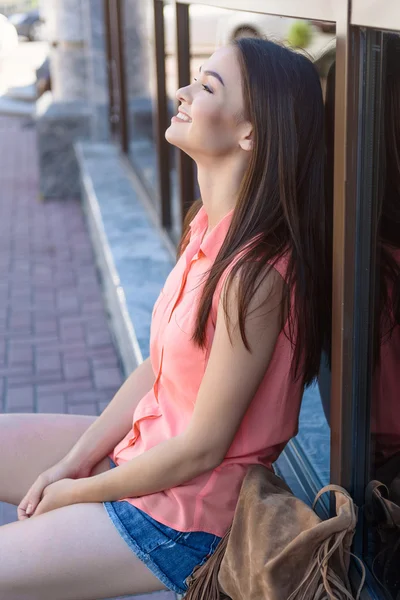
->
xmin=196 ymin=156 xmax=247 ymax=232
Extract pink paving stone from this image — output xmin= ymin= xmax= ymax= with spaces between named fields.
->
xmin=33 ymin=289 xmax=55 ymax=302
xmin=34 ymin=319 xmax=59 ymax=335
xmin=80 ymin=316 xmax=111 ymax=332
xmin=2 ymin=330 xmax=33 ymax=342
xmin=9 ymin=334 xmax=60 ymax=347
xmin=31 ymin=278 xmax=54 ymax=290
xmin=63 ymin=358 xmax=91 ymax=380
xmin=85 ymin=345 xmax=117 ymax=356
xmin=60 ymin=323 xmax=85 ymax=343
xmin=56 ymin=292 xmax=80 ymax=309
xmin=7 ymin=371 xmax=61 ymax=387
xmin=56 ymin=288 xmax=80 ymax=302
xmin=9 ymin=314 xmax=32 ymax=330
xmin=37 ymin=394 xmax=66 ymax=413
xmin=36 ymin=353 xmax=62 ymax=373
xmin=0 ymin=117 xmax=124 ymax=495
xmin=32 ymin=264 xmax=52 ymax=276
xmin=35 ymin=340 xmax=88 ymax=353
xmin=78 ymin=284 xmax=102 ymax=302
xmin=87 ymin=330 xmax=113 ymax=348
xmin=8 ymin=344 xmax=33 ymax=365
xmin=37 ymin=379 xmax=93 ymax=395
xmin=7 ymin=299 xmax=33 ymax=312
xmin=54 ymin=274 xmax=78 ymax=289
xmin=67 ymin=401 xmax=98 ymax=416
xmin=78 ymin=275 xmax=98 ymax=287
xmin=10 ymin=286 xmax=31 ymax=298
xmin=77 ymin=264 xmax=97 ymax=276
xmin=59 ymin=315 xmax=87 ymax=327
xmin=94 ymin=367 xmax=124 ymax=390
xmin=67 ymin=389 xmax=113 ymax=404
xmin=91 ymin=354 xmax=119 ymax=368
xmin=7 ymin=386 xmax=34 ymax=409
xmin=82 ymin=300 xmax=105 ymax=314
xmin=0 ymin=364 xmax=34 ymax=376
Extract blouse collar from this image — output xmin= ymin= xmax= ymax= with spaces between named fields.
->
xmin=189 ymin=205 xmax=235 ymax=261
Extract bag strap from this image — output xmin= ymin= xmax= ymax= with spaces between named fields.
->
xmin=312 ymin=484 xmax=354 ymax=511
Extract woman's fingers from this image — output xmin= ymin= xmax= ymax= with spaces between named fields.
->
xmin=17 ymin=477 xmax=47 ymax=521
xmin=18 ymin=495 xmax=33 ymax=520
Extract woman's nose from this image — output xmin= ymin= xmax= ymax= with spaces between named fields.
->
xmin=175 ymin=85 xmax=192 ymax=104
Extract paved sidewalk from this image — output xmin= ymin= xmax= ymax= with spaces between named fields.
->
xmin=0 ymin=116 xmax=175 ymax=600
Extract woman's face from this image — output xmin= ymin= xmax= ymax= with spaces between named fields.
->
xmin=165 ymin=45 xmax=249 ymax=160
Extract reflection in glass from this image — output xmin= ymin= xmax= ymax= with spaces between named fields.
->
xmin=319 ymin=32 xmax=400 ymax=596
xmin=365 ymin=33 xmax=400 ymax=598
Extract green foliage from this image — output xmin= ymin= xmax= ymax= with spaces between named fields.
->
xmin=0 ymin=0 xmax=38 ymax=14
xmin=287 ymin=20 xmax=313 ymax=49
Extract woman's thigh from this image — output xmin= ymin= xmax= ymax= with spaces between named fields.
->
xmin=0 ymin=502 xmax=167 ymax=600
xmin=0 ymin=413 xmax=109 ymax=506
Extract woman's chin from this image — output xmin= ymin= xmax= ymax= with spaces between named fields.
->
xmin=165 ymin=125 xmax=179 ymax=145
xmin=165 ymin=127 xmax=187 ymax=152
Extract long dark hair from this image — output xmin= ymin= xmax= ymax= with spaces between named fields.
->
xmin=178 ymin=39 xmax=329 ymax=387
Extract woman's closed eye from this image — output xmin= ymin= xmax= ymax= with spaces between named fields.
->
xmin=193 ymin=77 xmax=213 ymax=94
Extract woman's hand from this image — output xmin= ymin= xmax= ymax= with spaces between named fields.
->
xmin=30 ymin=479 xmax=79 ymax=517
xmin=17 ymin=456 xmax=92 ymax=521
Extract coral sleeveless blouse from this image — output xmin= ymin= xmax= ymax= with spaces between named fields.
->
xmin=110 ymin=206 xmax=304 ymax=537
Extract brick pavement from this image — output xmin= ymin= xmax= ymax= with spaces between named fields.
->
xmin=0 ymin=116 xmax=176 ymax=600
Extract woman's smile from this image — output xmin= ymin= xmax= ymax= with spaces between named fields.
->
xmin=171 ymin=109 xmax=192 ymax=123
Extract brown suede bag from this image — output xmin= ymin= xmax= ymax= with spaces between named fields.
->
xmin=364 ymin=453 xmax=400 ymax=598
xmin=185 ymin=465 xmax=365 ymax=600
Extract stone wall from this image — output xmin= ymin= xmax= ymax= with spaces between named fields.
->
xmin=81 ymin=0 xmax=109 ymax=141
xmin=36 ymin=0 xmax=110 ymax=198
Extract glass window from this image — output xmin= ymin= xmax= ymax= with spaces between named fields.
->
xmin=357 ymin=29 xmax=400 ymax=598
xmin=123 ymin=0 xmax=160 ymax=208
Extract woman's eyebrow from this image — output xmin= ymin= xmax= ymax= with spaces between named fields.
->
xmin=199 ymin=65 xmax=225 ymax=87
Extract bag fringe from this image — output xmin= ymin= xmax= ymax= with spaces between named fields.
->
xmin=287 ymin=531 xmax=365 ymax=600
xmin=184 ymin=526 xmax=232 ymax=600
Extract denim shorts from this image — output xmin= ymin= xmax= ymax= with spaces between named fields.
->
xmin=103 ymin=458 xmax=222 ymax=594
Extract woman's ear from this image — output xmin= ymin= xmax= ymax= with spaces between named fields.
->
xmin=238 ymin=121 xmax=253 ymax=152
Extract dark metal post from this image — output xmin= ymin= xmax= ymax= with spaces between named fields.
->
xmin=154 ymin=0 xmax=172 ymax=228
xmin=113 ymin=0 xmax=129 ymax=154
xmin=176 ymin=2 xmax=195 ymax=224
xmin=329 ymin=7 xmax=361 ymax=493
xmin=104 ymin=0 xmax=128 ymax=152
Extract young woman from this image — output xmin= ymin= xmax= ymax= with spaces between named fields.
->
xmin=0 ymin=38 xmax=329 ymax=599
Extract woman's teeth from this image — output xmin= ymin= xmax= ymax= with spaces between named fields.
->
xmin=176 ymin=112 xmax=191 ymax=122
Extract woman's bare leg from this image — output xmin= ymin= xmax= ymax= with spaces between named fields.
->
xmin=0 ymin=413 xmax=110 ymax=506
xmin=0 ymin=413 xmax=169 ymax=598
xmin=0 ymin=502 xmax=167 ymax=600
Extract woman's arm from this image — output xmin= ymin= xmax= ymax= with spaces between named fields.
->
xmin=71 ymin=268 xmax=285 ymax=503
xmin=65 ymin=357 xmax=156 ymax=471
